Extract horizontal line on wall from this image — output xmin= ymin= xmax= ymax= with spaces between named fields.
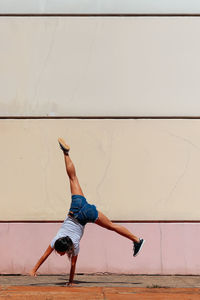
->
xmin=0 ymin=14 xmax=200 ymax=17
xmin=1 ymin=116 xmax=200 ymax=120
xmin=0 ymin=220 xmax=200 ymax=223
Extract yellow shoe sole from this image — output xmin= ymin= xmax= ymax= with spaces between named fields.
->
xmin=58 ymin=138 xmax=70 ymax=152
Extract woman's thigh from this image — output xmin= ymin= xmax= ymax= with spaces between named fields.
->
xmin=95 ymin=211 xmax=114 ymax=230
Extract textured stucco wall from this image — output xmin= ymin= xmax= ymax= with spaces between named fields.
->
xmin=1 ymin=17 xmax=200 ymax=116
xmin=0 ymin=15 xmax=199 ymax=276
xmin=0 ymin=118 xmax=200 ymax=221
xmin=0 ymin=222 xmax=200 ymax=275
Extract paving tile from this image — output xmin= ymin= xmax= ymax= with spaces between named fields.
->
xmin=0 ymin=286 xmax=200 ymax=300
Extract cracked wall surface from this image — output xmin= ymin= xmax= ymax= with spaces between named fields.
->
xmin=1 ymin=222 xmax=200 ymax=274
xmin=0 ymin=15 xmax=199 ymax=275
xmin=0 ymin=119 xmax=200 ymax=220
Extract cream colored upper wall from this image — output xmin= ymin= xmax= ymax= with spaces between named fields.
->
xmin=1 ymin=0 xmax=200 ymax=14
xmin=1 ymin=17 xmax=200 ymax=116
xmin=1 ymin=119 xmax=200 ymax=220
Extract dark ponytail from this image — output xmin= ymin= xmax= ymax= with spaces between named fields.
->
xmin=54 ymin=236 xmax=74 ymax=259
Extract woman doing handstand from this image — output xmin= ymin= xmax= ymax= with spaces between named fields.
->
xmin=30 ymin=138 xmax=145 ymax=286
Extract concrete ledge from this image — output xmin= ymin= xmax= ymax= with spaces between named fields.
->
xmin=1 ymin=275 xmax=200 ymax=288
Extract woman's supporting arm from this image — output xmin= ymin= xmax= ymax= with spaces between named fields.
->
xmin=67 ymin=255 xmax=78 ymax=286
xmin=29 ymin=245 xmax=54 ymax=276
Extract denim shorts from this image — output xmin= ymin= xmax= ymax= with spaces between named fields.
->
xmin=69 ymin=195 xmax=98 ymax=226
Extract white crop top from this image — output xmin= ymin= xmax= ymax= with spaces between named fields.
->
xmin=50 ymin=216 xmax=85 ymax=256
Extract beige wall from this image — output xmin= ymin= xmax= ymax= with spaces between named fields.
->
xmin=1 ymin=119 xmax=200 ymax=220
xmin=1 ymin=16 xmax=200 ymax=220
xmin=1 ymin=17 xmax=200 ymax=116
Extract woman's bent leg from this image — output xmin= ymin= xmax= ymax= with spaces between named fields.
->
xmin=95 ymin=211 xmax=140 ymax=243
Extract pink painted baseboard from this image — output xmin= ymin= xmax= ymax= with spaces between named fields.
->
xmin=0 ymin=222 xmax=200 ymax=275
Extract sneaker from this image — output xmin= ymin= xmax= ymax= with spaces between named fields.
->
xmin=58 ymin=138 xmax=70 ymax=154
xmin=133 ymin=238 xmax=145 ymax=257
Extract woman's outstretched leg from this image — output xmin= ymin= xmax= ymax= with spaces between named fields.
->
xmin=95 ymin=212 xmax=139 ymax=242
xmin=58 ymin=138 xmax=84 ymax=196
xmin=95 ymin=211 xmax=145 ymax=256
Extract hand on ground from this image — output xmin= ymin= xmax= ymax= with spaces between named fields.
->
xmin=66 ymin=281 xmax=76 ymax=287
xmin=29 ymin=270 xmax=37 ymax=277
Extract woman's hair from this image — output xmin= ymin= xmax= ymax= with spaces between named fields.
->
xmin=54 ymin=236 xmax=74 ymax=259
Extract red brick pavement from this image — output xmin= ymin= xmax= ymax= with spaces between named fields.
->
xmin=0 ymin=286 xmax=200 ymax=300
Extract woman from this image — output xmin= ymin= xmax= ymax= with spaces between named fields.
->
xmin=29 ymin=138 xmax=145 ymax=286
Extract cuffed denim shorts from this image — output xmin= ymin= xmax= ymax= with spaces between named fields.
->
xmin=69 ymin=195 xmax=98 ymax=226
